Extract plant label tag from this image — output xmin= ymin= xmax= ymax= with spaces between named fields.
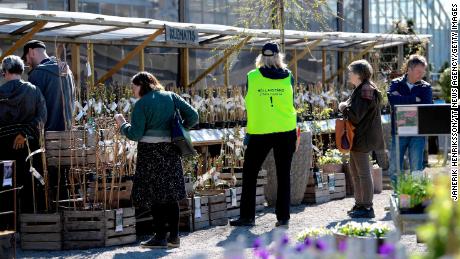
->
xmin=231 ymin=188 xmax=237 ymax=207
xmin=194 ymin=196 xmax=201 ymax=218
xmin=328 ymin=174 xmax=335 ymax=192
xmin=2 ymin=161 xmax=13 ymax=187
xmin=115 ymin=208 xmax=123 ymax=232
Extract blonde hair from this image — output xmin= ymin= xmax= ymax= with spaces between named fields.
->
xmin=255 ymin=53 xmax=287 ymax=69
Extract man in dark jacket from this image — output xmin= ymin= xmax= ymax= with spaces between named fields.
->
xmin=387 ymin=55 xmax=432 ymax=184
xmin=22 ymin=40 xmax=75 ymax=131
xmin=1 ymin=55 xmax=47 ymax=228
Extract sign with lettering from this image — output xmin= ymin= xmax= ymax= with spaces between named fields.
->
xmin=165 ymin=25 xmax=199 ymax=45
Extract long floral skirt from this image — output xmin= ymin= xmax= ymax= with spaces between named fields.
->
xmin=131 ymin=142 xmax=186 ymax=209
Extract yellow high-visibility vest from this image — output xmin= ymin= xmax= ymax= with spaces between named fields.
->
xmin=245 ymin=68 xmax=296 ymax=134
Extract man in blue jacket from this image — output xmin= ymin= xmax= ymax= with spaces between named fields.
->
xmin=387 ymin=54 xmax=432 ymax=183
xmin=22 ymin=40 xmax=75 ymax=131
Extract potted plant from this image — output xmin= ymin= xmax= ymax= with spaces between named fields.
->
xmin=318 ymin=149 xmax=343 ymax=174
xmin=395 ymin=175 xmax=432 ymax=213
xmin=333 ymin=222 xmax=392 ymax=252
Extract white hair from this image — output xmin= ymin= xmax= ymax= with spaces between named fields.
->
xmin=255 ymin=53 xmax=287 ymax=69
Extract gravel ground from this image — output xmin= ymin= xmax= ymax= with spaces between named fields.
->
xmin=17 ymin=190 xmax=427 ymax=259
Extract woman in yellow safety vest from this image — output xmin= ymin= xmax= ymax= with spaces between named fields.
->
xmin=230 ymin=42 xmax=297 ymax=228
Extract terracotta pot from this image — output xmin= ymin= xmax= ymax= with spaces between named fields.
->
xmin=322 ymin=163 xmax=343 ymax=174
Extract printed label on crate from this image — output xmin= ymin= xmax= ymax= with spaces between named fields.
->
xmin=328 ymin=174 xmax=335 ymax=191
xmin=314 ymin=172 xmax=323 ymax=188
xmin=2 ymin=161 xmax=13 ymax=187
xmin=194 ymin=196 xmax=201 ymax=218
xmin=230 ymin=188 xmax=237 ymax=207
xmin=115 ymin=208 xmax=123 ymax=232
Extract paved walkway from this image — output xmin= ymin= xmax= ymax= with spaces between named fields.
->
xmin=18 ymin=190 xmax=427 ymax=259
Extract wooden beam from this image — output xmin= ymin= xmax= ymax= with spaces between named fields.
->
xmin=325 ymin=42 xmax=377 ymax=84
xmin=0 ymin=19 xmax=19 ymax=26
xmin=288 ymin=39 xmax=322 ymax=68
xmin=72 ymin=27 xmax=120 ymax=38
xmin=40 ymin=23 xmax=78 ymax=32
xmin=10 ymin=21 xmax=43 ymax=35
xmin=0 ymin=21 xmax=47 ymax=60
xmin=199 ymin=34 xmax=226 ymax=45
xmin=138 ymin=47 xmax=144 ymax=71
xmin=188 ymin=36 xmax=252 ymax=87
xmin=95 ymin=28 xmax=164 ymax=86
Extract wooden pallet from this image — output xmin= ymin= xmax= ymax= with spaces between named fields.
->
xmin=390 ymin=195 xmax=428 ymax=234
xmin=45 ymin=130 xmax=96 ymax=166
xmin=20 ymin=213 xmax=62 ymax=250
xmin=104 ymin=207 xmax=136 ymax=247
xmin=193 ymin=195 xmax=210 ymax=230
xmin=303 ymin=172 xmax=330 ymax=204
xmin=329 ymin=173 xmax=346 ymax=200
xmin=63 ymin=210 xmax=105 ymax=250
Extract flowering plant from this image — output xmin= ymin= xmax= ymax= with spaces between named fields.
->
xmin=296 ymin=227 xmax=333 ymax=242
xmin=334 ymin=222 xmax=391 ymax=239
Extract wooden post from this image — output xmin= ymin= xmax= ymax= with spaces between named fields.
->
xmin=224 ymin=58 xmax=230 ymax=88
xmin=397 ymin=44 xmax=404 ymax=72
xmin=95 ymin=28 xmax=164 ymax=86
xmin=293 ymin=49 xmax=298 ymax=86
xmin=87 ymin=43 xmax=95 ymax=88
xmin=180 ymin=48 xmax=190 ymax=87
xmin=188 ymin=36 xmax=251 ymax=87
xmin=71 ymin=44 xmax=81 ymax=100
xmin=0 ymin=21 xmax=47 ymax=60
xmin=322 ymin=49 xmax=326 ymax=86
xmin=138 ymin=47 xmax=145 ymax=71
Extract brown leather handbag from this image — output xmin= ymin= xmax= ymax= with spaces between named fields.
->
xmin=335 ymin=118 xmax=355 ymax=153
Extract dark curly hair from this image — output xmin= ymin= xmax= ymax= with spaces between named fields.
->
xmin=131 ymin=71 xmax=164 ymax=97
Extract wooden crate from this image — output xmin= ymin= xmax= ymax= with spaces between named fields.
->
xmin=198 ymin=191 xmax=228 ymax=226
xmin=303 ymin=172 xmax=330 ymax=204
xmin=220 ymin=169 xmax=268 ymax=186
xmin=104 ymin=207 xmax=136 ymax=247
xmin=63 ymin=210 xmax=105 ymax=250
xmin=20 ymin=213 xmax=62 ymax=250
xmin=179 ymin=198 xmax=193 ymax=232
xmin=192 ymin=195 xmax=210 ymax=230
xmin=390 ymin=195 xmax=428 ymax=234
xmin=45 ymin=130 xmax=96 ymax=166
xmin=87 ymin=180 xmax=133 ymax=208
xmin=329 ymin=173 xmax=346 ymax=200
xmin=225 ymin=186 xmax=265 ymax=218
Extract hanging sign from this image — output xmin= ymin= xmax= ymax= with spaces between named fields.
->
xmin=165 ymin=25 xmax=199 ymax=45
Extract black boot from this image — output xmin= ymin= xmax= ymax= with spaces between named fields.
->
xmin=140 ymin=234 xmax=168 ymax=248
xmin=347 ymin=205 xmax=363 ymax=215
xmin=167 ymin=236 xmax=180 ymax=248
xmin=275 ymin=220 xmax=289 ymax=228
xmin=349 ymin=207 xmax=375 ymax=218
xmin=229 ymin=218 xmax=255 ymax=226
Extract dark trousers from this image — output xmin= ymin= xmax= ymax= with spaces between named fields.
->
xmin=240 ymin=130 xmax=296 ymax=221
xmin=151 ymin=201 xmax=179 ymax=239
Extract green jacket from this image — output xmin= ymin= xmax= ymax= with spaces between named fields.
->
xmin=342 ymin=82 xmax=385 ymax=153
xmin=121 ymin=91 xmax=198 ymax=142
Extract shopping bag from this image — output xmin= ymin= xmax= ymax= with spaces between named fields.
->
xmin=335 ymin=118 xmax=355 ymax=153
xmin=171 ymin=94 xmax=197 ymax=157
